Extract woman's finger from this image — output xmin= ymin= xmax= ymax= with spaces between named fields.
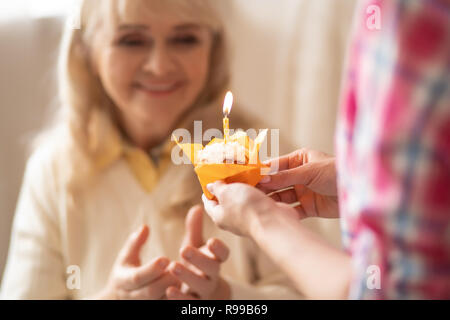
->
xmin=182 ymin=205 xmax=204 ymax=248
xmin=168 ymin=262 xmax=210 ymax=298
xmin=263 ymin=149 xmax=306 ymax=173
xmin=180 ymin=245 xmax=220 ymax=279
xmin=119 ymin=257 xmax=170 ymax=290
xmin=291 ymin=203 xmax=308 ymax=219
xmin=202 ymin=194 xmax=224 ymax=225
xmin=293 ymin=191 xmax=339 ymax=219
xmin=269 ymin=187 xmax=299 ymax=204
xmin=206 ymin=238 xmax=229 ymax=263
xmin=126 ymin=273 xmax=180 ymax=300
xmin=205 ymin=181 xmax=230 ymax=202
xmin=258 ymin=163 xmax=317 ymax=191
xmin=118 ymin=225 xmax=150 ymax=266
xmin=202 ymin=194 xmax=217 ymax=208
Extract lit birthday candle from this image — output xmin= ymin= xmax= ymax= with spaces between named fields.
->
xmin=222 ymin=91 xmax=233 ymax=144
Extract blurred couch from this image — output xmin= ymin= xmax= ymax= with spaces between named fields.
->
xmin=0 ymin=0 xmax=356 ymax=288
xmin=0 ymin=16 xmax=63 ymax=286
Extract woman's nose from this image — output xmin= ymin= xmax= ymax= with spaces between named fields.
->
xmin=142 ymin=44 xmax=176 ymax=76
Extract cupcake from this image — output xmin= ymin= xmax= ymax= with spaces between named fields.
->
xmin=173 ymin=129 xmax=269 ymax=200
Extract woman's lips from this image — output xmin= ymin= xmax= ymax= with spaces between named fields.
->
xmin=134 ymin=81 xmax=183 ymax=97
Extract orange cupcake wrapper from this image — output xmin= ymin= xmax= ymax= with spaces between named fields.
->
xmin=173 ymin=129 xmax=269 ymax=200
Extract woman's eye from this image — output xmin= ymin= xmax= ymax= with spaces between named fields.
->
xmin=171 ymin=35 xmax=200 ymax=46
xmin=117 ymin=35 xmax=147 ymax=47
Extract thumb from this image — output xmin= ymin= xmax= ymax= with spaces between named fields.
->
xmin=119 ymin=225 xmax=150 ymax=266
xmin=182 ymin=205 xmax=204 ymax=248
xmin=206 ymin=180 xmax=228 ymax=202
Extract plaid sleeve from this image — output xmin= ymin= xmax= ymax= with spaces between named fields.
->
xmin=336 ymin=0 xmax=450 ymax=299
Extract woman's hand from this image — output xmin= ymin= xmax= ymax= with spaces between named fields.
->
xmin=202 ymin=148 xmax=339 ymax=237
xmin=203 ymin=182 xmax=297 ymax=237
xmin=98 ymin=225 xmax=180 ymax=300
xmin=258 ymin=148 xmax=339 ymax=219
xmin=166 ymin=206 xmax=231 ymax=300
xmin=203 ymin=182 xmax=352 ymax=300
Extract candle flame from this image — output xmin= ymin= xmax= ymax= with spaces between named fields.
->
xmin=223 ymin=91 xmax=233 ymax=116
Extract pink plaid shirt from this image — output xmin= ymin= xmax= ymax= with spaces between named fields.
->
xmin=336 ymin=0 xmax=450 ymax=299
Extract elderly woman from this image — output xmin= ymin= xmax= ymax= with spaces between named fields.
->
xmin=1 ymin=0 xmax=300 ymax=300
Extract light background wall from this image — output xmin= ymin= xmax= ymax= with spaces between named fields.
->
xmin=0 ymin=17 xmax=63 ymax=286
xmin=0 ymin=0 xmax=357 ymax=288
xmin=228 ymin=0 xmax=357 ymax=252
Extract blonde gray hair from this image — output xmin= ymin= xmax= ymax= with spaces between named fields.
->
xmin=35 ymin=0 xmax=230 ymax=193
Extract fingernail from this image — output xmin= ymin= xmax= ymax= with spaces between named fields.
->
xmin=158 ymin=258 xmax=169 ymax=268
xmin=260 ymin=175 xmax=271 ymax=183
xmin=209 ymin=239 xmax=218 ymax=252
xmin=183 ymin=248 xmax=193 ymax=259
xmin=173 ymin=265 xmax=182 ymax=275
xmin=136 ymin=225 xmax=144 ymax=234
xmin=206 ymin=183 xmax=214 ymax=193
xmin=133 ymin=226 xmax=144 ymax=238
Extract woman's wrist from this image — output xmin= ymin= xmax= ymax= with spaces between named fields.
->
xmin=248 ymin=203 xmax=282 ymax=240
xmin=248 ymin=203 xmax=307 ymax=258
xmin=250 ymin=206 xmax=351 ymax=299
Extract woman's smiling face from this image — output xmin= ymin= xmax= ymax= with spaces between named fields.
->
xmin=92 ymin=7 xmax=214 ymax=148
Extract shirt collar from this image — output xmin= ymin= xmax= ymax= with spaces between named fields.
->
xmin=88 ymin=99 xmax=220 ymax=192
